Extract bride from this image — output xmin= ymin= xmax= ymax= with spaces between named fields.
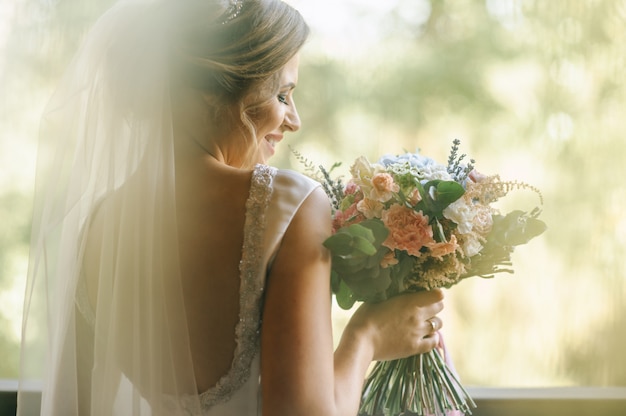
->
xmin=18 ymin=0 xmax=445 ymax=414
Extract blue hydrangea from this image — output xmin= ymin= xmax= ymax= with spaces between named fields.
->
xmin=378 ymin=152 xmax=437 ymax=170
xmin=379 ymin=152 xmax=452 ymax=182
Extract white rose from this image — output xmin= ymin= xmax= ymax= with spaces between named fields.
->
xmin=443 ymin=199 xmax=476 ymax=234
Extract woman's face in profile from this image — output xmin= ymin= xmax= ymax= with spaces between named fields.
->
xmin=251 ymin=54 xmax=301 ymax=164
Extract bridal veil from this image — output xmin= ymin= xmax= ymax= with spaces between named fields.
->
xmin=17 ymin=0 xmax=243 ymax=414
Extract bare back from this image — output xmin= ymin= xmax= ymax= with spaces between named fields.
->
xmin=82 ymin=156 xmax=256 ymax=393
xmin=174 ymin=158 xmax=253 ymax=392
xmin=82 ymin=152 xmax=322 ymax=413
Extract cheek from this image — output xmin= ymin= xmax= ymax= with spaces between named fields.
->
xmin=267 ymin=108 xmax=283 ymax=130
xmin=250 ymin=103 xmax=283 ymax=136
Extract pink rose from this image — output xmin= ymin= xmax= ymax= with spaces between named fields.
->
xmin=344 ymin=181 xmax=359 ymax=195
xmin=332 ymin=203 xmax=363 ymax=233
xmin=469 ymin=169 xmax=488 ymax=183
xmin=381 ymin=205 xmax=435 ymax=257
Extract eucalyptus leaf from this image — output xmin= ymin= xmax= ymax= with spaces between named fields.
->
xmin=323 ymin=232 xmax=353 ymax=255
xmin=343 ymin=266 xmax=392 ymax=298
xmin=335 ymin=279 xmax=356 ymax=309
xmin=360 ymin=218 xmax=389 ymax=244
xmin=346 ymin=223 xmax=376 ymax=242
xmin=330 ymin=270 xmax=340 ymax=293
xmin=351 ymin=235 xmax=377 ymax=256
xmin=332 ymin=255 xmax=368 ymax=274
xmin=491 ymin=210 xmax=547 ymax=246
xmin=365 ymin=247 xmax=387 ymax=269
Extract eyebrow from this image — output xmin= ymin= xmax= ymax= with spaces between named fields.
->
xmin=281 ymin=82 xmax=296 ymax=90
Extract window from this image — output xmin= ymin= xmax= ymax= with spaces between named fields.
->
xmin=282 ymin=0 xmax=626 ymax=391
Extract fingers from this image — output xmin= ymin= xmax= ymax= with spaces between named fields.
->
xmin=395 ymin=291 xmax=445 ymax=355
xmin=411 ymin=316 xmax=442 ymax=355
xmin=424 ymin=316 xmax=443 ymax=336
xmin=419 ymin=332 xmax=440 ymax=352
xmin=404 ymin=288 xmax=444 ymax=306
xmin=347 ymin=289 xmax=446 ymax=360
xmin=429 ymin=288 xmax=445 ymax=302
xmin=403 ymin=290 xmax=444 ymax=324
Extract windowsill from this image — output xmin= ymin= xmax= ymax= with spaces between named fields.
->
xmin=467 ymin=386 xmax=626 ymax=399
xmin=465 ymin=387 xmax=626 ymax=416
xmin=3 ymin=380 xmax=626 ymax=415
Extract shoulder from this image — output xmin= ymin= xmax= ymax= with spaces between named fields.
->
xmin=267 ymin=167 xmax=326 ymax=213
xmin=261 ymin=167 xmax=331 ymax=269
xmin=264 ymin=170 xmax=332 ymax=284
xmin=279 ymin=169 xmax=331 ymax=243
xmin=273 ymin=168 xmax=321 ymax=194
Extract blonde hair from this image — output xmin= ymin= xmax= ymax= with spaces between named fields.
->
xmin=172 ymin=0 xmax=310 ymax=166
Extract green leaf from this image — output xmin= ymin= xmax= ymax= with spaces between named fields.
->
xmin=346 ymin=223 xmax=376 ymax=242
xmin=491 ymin=210 xmax=547 ymax=246
xmin=343 ymin=266 xmax=392 ymax=298
xmin=323 ymin=232 xmax=353 ymax=255
xmin=330 ymin=270 xmax=341 ymax=293
xmin=365 ymin=247 xmax=387 ymax=268
xmin=335 ymin=279 xmax=356 ymax=310
xmin=433 ymin=180 xmax=465 ymax=205
xmin=332 ymin=255 xmax=368 ymax=274
xmin=424 ymin=180 xmax=464 ymax=203
xmin=360 ymin=218 xmax=389 ymax=244
xmin=351 ymin=235 xmax=377 ymax=256
xmin=422 ymin=180 xmax=465 ymax=218
xmin=339 ymin=194 xmax=354 ymax=210
xmin=432 ymin=218 xmax=446 ymax=242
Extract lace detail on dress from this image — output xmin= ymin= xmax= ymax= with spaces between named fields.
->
xmin=198 ymin=163 xmax=276 ymax=410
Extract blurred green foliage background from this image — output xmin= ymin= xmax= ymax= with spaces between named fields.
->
xmin=1 ymin=0 xmax=624 ymax=386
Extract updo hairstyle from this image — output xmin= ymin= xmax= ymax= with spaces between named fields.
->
xmin=171 ymin=0 xmax=309 ymax=163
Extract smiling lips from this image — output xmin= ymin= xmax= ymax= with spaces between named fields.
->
xmin=264 ymin=134 xmax=283 ymax=154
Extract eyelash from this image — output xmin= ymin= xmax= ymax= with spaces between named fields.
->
xmin=277 ymin=94 xmax=288 ymax=104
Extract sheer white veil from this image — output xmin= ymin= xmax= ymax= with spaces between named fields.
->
xmin=17 ymin=0 xmax=230 ymax=414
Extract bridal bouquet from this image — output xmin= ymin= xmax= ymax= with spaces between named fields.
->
xmin=294 ymin=140 xmax=546 ymax=416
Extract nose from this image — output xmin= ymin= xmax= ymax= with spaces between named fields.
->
xmin=283 ymin=102 xmax=301 ymax=132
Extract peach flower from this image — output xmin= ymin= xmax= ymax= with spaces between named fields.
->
xmin=428 ymin=234 xmax=460 ymax=259
xmin=369 ymin=173 xmax=399 ymax=202
xmin=381 ymin=205 xmax=435 ymax=257
xmin=380 ymin=250 xmax=399 ymax=268
xmin=357 ymin=198 xmax=384 ymax=219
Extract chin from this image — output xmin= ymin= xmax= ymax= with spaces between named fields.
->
xmin=256 ymin=147 xmax=274 ymax=165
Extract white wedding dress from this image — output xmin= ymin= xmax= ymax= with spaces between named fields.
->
xmin=76 ymin=164 xmax=321 ymax=415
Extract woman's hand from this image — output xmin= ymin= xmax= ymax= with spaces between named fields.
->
xmin=343 ymin=289 xmax=445 ymax=362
